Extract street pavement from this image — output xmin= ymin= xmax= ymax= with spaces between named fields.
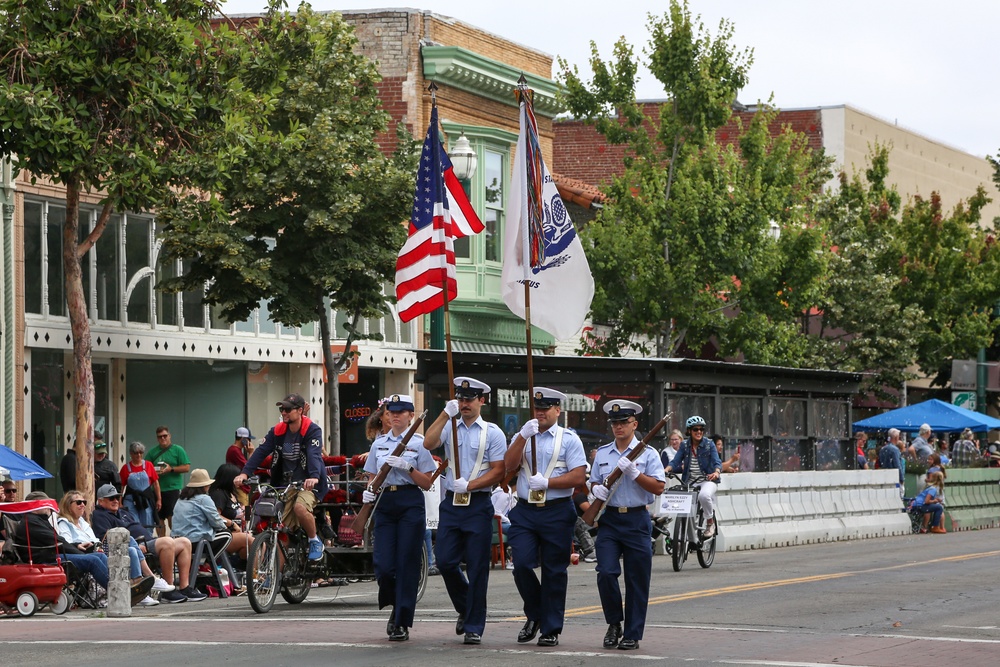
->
xmin=1 ymin=527 xmax=998 ymax=666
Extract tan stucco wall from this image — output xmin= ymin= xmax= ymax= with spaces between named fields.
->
xmin=822 ymin=105 xmax=1000 ymax=226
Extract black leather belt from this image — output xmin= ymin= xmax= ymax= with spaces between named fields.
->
xmin=521 ymin=496 xmax=571 ymax=508
xmin=609 ymin=506 xmax=647 ymax=514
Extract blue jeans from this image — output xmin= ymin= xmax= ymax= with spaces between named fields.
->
xmin=64 ymin=553 xmax=110 ymax=589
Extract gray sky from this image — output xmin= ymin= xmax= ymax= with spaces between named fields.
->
xmin=220 ymin=0 xmax=999 ymax=161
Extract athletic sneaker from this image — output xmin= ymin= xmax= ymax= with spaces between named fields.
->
xmin=137 ymin=596 xmax=159 ymax=607
xmin=160 ymin=590 xmax=187 ymax=604
xmin=308 ymin=538 xmax=324 ymax=561
xmin=181 ymin=586 xmax=208 ymax=602
xmin=152 ymin=577 xmax=175 ymax=593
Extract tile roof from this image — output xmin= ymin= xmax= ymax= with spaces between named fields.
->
xmin=552 ymin=173 xmax=606 ymax=210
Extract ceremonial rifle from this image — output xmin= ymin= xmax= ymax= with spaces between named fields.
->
xmin=352 ymin=409 xmax=428 ymax=533
xmin=581 ymin=413 xmax=671 ymax=527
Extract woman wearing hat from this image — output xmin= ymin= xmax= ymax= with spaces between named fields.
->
xmin=362 ymin=394 xmax=437 ymax=642
xmin=172 ymin=468 xmax=253 ymax=560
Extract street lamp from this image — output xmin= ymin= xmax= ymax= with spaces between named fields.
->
xmin=767 ymin=220 xmax=781 ymax=240
xmin=449 ymin=133 xmax=478 ymax=182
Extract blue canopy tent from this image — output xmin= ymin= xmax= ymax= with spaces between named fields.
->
xmin=0 ymin=444 xmax=52 ymax=481
xmin=853 ymin=398 xmax=1000 ymax=433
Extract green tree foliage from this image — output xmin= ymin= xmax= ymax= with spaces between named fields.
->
xmin=158 ymin=4 xmax=417 ymax=452
xmin=0 ymin=0 xmax=259 ymax=499
xmin=559 ymin=0 xmax=829 ymax=360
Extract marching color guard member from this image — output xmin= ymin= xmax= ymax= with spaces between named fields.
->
xmin=423 ymin=376 xmax=507 ymax=645
xmin=503 ymin=387 xmax=587 ymax=647
xmin=363 ymin=394 xmax=437 ymax=642
xmin=590 ymin=400 xmax=665 ymax=651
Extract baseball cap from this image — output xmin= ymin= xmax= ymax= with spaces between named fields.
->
xmin=96 ymin=483 xmax=121 ymax=499
xmin=235 ymin=427 xmax=253 ymax=440
xmin=276 ymin=393 xmax=306 ymax=410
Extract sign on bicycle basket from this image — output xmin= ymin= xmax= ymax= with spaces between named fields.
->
xmin=656 ymin=491 xmax=697 ymax=517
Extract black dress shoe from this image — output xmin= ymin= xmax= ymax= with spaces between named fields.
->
xmin=387 ymin=611 xmax=395 ymax=636
xmin=618 ymin=638 xmax=639 ymax=650
xmin=456 ymin=616 xmax=465 ymax=635
xmin=517 ymin=620 xmax=539 ymax=643
xmin=537 ymin=633 xmax=559 ymax=647
xmin=389 ymin=626 xmax=409 ymax=642
xmin=463 ymin=632 xmax=481 ymax=645
xmin=603 ymin=622 xmax=622 ymax=648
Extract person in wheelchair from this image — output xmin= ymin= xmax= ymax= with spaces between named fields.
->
xmin=663 ymin=416 xmax=722 ymax=538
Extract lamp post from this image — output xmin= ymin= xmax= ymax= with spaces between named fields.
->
xmin=430 ymin=133 xmax=477 ymax=350
xmin=0 ymin=156 xmax=15 ymax=453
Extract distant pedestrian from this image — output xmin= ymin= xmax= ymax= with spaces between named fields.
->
xmin=145 ymin=426 xmax=191 ymax=536
xmin=879 ymin=428 xmax=905 ymax=497
xmin=951 ymin=429 xmax=979 ymax=467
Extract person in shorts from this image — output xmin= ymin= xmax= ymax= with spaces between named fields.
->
xmin=235 ymin=393 xmax=327 ymax=561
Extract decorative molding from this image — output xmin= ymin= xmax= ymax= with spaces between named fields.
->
xmin=422 ymin=46 xmax=565 ymax=118
xmin=439 ymin=121 xmax=518 ymax=146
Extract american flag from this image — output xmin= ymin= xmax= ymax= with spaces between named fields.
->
xmin=395 ymin=106 xmax=484 ymax=322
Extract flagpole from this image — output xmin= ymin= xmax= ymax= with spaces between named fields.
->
xmin=516 ymin=75 xmax=537 ymax=476
xmin=428 ymin=82 xmax=462 ymax=481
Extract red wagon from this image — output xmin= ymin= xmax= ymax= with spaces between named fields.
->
xmin=0 ymin=498 xmax=70 ymax=616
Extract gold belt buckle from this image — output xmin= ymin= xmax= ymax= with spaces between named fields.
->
xmin=617 ymin=506 xmax=628 ymax=513
xmin=528 ymin=488 xmax=546 ymax=505
xmin=452 ymin=492 xmax=471 ymax=506
xmin=388 ymin=485 xmax=398 ymax=492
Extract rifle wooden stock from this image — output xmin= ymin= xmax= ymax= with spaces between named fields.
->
xmin=581 ymin=413 xmax=671 ymax=527
xmin=429 ymin=457 xmax=449 ymax=485
xmin=351 ymin=409 xmax=428 ymax=534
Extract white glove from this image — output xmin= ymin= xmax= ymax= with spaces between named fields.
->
xmin=385 ymin=455 xmax=411 ymax=471
xmin=453 ymin=477 xmax=469 ymax=494
xmin=617 ymin=456 xmax=641 ymax=480
xmin=528 ymin=473 xmax=549 ymax=491
xmin=362 ymin=489 xmax=376 ymax=504
xmin=519 ymin=419 xmax=539 ymax=440
xmin=444 ymin=400 xmax=460 ymax=418
xmin=592 ymin=483 xmax=610 ymax=501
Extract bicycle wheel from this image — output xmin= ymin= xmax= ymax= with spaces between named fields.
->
xmin=697 ymin=511 xmax=717 ymax=568
xmin=280 ymin=536 xmax=312 ymax=604
xmin=415 ymin=540 xmax=429 ymax=603
xmin=247 ymin=529 xmax=281 ymax=614
xmin=671 ymin=515 xmax=689 ymax=572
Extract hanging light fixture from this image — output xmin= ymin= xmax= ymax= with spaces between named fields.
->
xmin=449 ymin=132 xmax=478 ymax=181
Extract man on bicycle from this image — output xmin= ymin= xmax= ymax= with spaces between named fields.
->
xmin=589 ymin=400 xmax=665 ymax=651
xmin=664 ymin=415 xmax=722 ymax=538
xmin=235 ymin=393 xmax=327 ymax=560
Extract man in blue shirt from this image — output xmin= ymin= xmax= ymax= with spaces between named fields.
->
xmin=503 ymin=387 xmax=587 ymax=648
xmin=590 ymin=400 xmax=665 ymax=652
xmin=878 ymin=428 xmax=905 ymax=497
xmin=423 ymin=376 xmax=507 ymax=645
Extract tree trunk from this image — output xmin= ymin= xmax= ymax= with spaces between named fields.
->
xmin=319 ymin=302 xmax=361 ymax=457
xmin=65 ymin=183 xmax=95 ymax=504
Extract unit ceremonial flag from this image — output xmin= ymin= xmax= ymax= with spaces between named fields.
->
xmin=501 ymin=87 xmax=594 ymax=340
xmin=395 ymin=106 xmax=484 ymax=322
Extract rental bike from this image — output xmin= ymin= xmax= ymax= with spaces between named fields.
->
xmin=661 ymin=473 xmax=718 ymax=571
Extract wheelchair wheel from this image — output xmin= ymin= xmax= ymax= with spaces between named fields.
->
xmin=247 ymin=530 xmax=281 ymax=613
xmin=16 ymin=592 xmax=38 ymax=617
xmin=50 ymin=590 xmax=71 ymax=615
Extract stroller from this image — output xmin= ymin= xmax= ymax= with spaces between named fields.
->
xmin=0 ymin=497 xmax=70 ymax=616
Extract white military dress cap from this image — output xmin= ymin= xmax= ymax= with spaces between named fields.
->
xmin=532 ymin=386 xmax=567 ymax=407
xmin=454 ymin=376 xmax=491 ymax=397
xmin=603 ymin=399 xmax=643 ymax=421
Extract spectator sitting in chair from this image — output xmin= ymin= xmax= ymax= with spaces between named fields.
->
xmin=173 ymin=468 xmax=253 ymax=561
xmin=56 ymin=490 xmax=169 ymax=606
xmin=91 ymin=483 xmax=204 ymax=604
xmin=15 ymin=491 xmax=127 ymax=602
xmin=911 ymin=471 xmax=946 ymax=533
